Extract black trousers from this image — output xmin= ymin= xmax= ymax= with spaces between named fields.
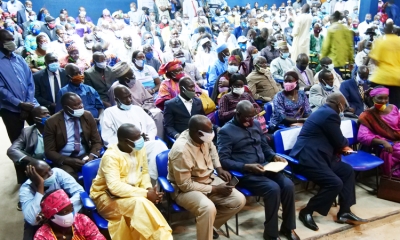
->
xmin=1 ymin=108 xmax=26 ymax=143
xmin=239 ymin=172 xmax=296 ymax=238
xmin=23 ymin=221 xmax=40 ymax=240
xmin=293 ymin=161 xmax=356 ymax=216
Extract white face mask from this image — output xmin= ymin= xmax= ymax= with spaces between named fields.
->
xmin=227 ymin=65 xmax=239 ymax=74
xmin=85 ymin=42 xmax=94 ymax=49
xmin=198 ymin=130 xmax=215 ymax=143
xmin=162 ymin=19 xmax=168 ymax=24
xmin=232 ymin=87 xmax=245 ymax=95
xmin=67 ymin=106 xmax=84 ymax=118
xmin=95 ymin=61 xmax=107 ymax=69
xmin=252 ymin=52 xmax=260 ymax=59
xmin=51 ymin=212 xmax=75 ymax=228
xmin=40 ymin=43 xmax=48 ymax=50
xmin=326 ymin=63 xmax=334 ymax=71
xmin=178 ymin=57 xmax=186 ymax=64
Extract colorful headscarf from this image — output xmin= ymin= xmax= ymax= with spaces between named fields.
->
xmin=67 ymin=43 xmax=78 ymax=53
xmin=228 ymin=55 xmax=241 ymax=64
xmin=158 ymin=59 xmax=182 ymax=75
xmin=40 ymin=189 xmax=72 ymax=219
xmin=370 ymin=87 xmax=389 ymax=97
xmin=29 ymin=21 xmax=39 ymax=31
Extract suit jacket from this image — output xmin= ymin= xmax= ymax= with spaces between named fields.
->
xmin=290 ymin=67 xmax=314 ymax=89
xmin=164 ymin=96 xmax=205 ymax=138
xmin=309 ymin=83 xmax=345 ymax=111
xmin=7 ymin=125 xmax=39 ymax=162
xmin=40 ymin=24 xmax=57 ymax=41
xmin=84 ymin=66 xmax=116 ymax=102
xmin=16 ymin=9 xmax=27 ymax=28
xmin=290 ymin=104 xmax=348 ymax=168
xmin=34 ymin=68 xmax=68 ymax=108
xmin=44 ymin=110 xmax=103 ymax=166
xmin=339 ymin=79 xmax=366 ymax=116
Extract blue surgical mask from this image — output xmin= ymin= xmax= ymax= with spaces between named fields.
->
xmin=281 ymin=52 xmax=290 ymax=59
xmin=43 ymin=173 xmax=56 ymax=187
xmin=48 ymin=62 xmax=60 ymax=72
xmin=223 ymin=52 xmax=229 ymax=62
xmin=356 ymin=75 xmax=365 ymax=85
xmin=40 ymin=116 xmax=50 ymax=125
xmin=322 ymin=80 xmax=334 ymax=91
xmin=145 ymin=52 xmax=153 ymax=59
xmin=128 ymin=137 xmax=145 ymax=151
xmin=146 ymin=38 xmax=154 ymax=46
xmin=116 ymin=98 xmax=132 ymax=110
xmin=238 ymin=43 xmax=247 ymax=50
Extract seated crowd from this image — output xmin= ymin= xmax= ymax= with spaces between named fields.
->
xmin=1 ymin=0 xmax=400 ymax=240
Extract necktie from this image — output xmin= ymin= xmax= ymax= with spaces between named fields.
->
xmin=191 ymin=0 xmax=198 ymax=17
xmin=71 ymin=118 xmax=81 ymax=157
xmin=359 ymin=85 xmax=364 ymax=100
xmin=53 ymin=72 xmax=60 ymax=102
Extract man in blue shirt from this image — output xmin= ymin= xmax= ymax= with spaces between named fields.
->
xmin=55 ymin=63 xmax=104 ymax=120
xmin=20 ymin=160 xmax=84 ymax=239
xmin=218 ymin=100 xmax=298 ymax=240
xmin=207 ymin=43 xmax=230 ymax=88
xmin=0 ymin=29 xmax=39 ymax=143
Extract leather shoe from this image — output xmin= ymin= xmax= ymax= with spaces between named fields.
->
xmin=336 ymin=212 xmax=368 ymax=225
xmin=299 ymin=209 xmax=319 ymax=231
xmin=280 ymin=229 xmax=300 ymax=240
xmin=213 ymin=229 xmax=219 ymax=239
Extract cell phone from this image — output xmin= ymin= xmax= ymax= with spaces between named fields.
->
xmin=227 ymin=176 xmax=239 ymax=187
xmin=346 ymin=151 xmax=358 ymax=154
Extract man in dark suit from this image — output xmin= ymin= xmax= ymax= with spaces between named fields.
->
xmin=84 ymin=52 xmax=116 ymax=108
xmin=290 ymin=93 xmax=366 ymax=231
xmin=34 ymin=53 xmax=68 ymax=114
xmin=164 ymin=77 xmax=205 ymax=139
xmin=40 ymin=15 xmax=57 ymax=41
xmin=340 ymin=65 xmax=369 ymax=116
xmin=44 ymin=92 xmax=103 ymax=179
xmin=218 ymin=100 xmax=298 ymax=240
xmin=16 ymin=0 xmax=31 ymax=29
xmin=7 ymin=106 xmax=50 ymax=184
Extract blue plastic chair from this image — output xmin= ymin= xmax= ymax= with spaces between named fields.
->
xmin=79 ymin=159 xmax=109 ymax=230
xmin=340 ymin=120 xmax=384 ymax=190
xmin=273 ymin=127 xmax=309 ymax=183
xmin=156 ymin=150 xmax=232 ymax=236
xmin=214 ymin=110 xmax=221 ymax=127
xmin=264 ymin=102 xmax=287 ymax=130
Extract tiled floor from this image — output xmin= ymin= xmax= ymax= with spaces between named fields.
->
xmin=0 ymin=119 xmax=399 ymax=240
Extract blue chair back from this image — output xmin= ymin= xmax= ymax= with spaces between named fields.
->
xmin=273 ymin=127 xmax=302 ymax=155
xmin=214 ymin=110 xmax=221 ymax=127
xmin=264 ymin=102 xmax=273 ymax=123
xmin=208 ymin=86 xmax=214 ymax=98
xmin=340 ymin=120 xmax=358 ymax=145
xmin=156 ymin=150 xmax=171 ymax=178
xmin=82 ymin=159 xmax=101 ymax=193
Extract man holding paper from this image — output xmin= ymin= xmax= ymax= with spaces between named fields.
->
xmin=290 ymin=93 xmax=367 ymax=231
xmin=218 ymin=100 xmax=299 ymax=240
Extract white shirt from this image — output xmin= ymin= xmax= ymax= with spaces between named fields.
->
xmin=101 ymin=105 xmax=157 ymax=147
xmin=178 ymin=94 xmax=193 ymax=114
xmin=131 ymin=64 xmax=159 ymax=89
xmin=6 ymin=0 xmax=24 ymax=15
xmin=47 ymin=70 xmax=61 ymax=102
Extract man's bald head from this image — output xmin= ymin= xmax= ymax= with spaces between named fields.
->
xmin=93 ymin=51 xmax=106 ymax=63
xmin=114 ymin=85 xmax=131 ymax=99
xmin=92 ymin=43 xmax=103 ymax=53
xmin=179 ymin=76 xmax=193 ymax=88
xmin=188 ymin=115 xmax=210 ymax=132
xmin=117 ymin=123 xmax=140 ymax=141
xmin=326 ymin=92 xmax=346 ymax=107
xmin=357 ymin=65 xmax=369 ymax=80
xmin=236 ymin=100 xmax=254 ymax=115
xmin=31 ymin=106 xmax=49 ymax=118
xmin=65 ymin=63 xmax=80 ymax=77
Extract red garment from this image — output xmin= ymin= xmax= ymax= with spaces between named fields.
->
xmin=40 ymin=189 xmax=70 ymax=219
xmin=34 ymin=213 xmax=106 ymax=240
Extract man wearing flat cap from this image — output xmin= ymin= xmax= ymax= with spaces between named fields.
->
xmin=40 ymin=15 xmax=58 ymax=41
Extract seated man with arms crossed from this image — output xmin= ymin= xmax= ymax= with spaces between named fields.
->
xmin=44 ymin=92 xmax=103 ymax=179
xmin=290 ymin=93 xmax=367 ymax=231
xmin=218 ymin=100 xmax=299 ymax=240
xmin=91 ymin=123 xmax=172 ymax=240
xmin=168 ymin=115 xmax=246 ymax=240
xmin=20 ymin=160 xmax=84 ymax=239
xmin=101 ymin=85 xmax=168 ymax=183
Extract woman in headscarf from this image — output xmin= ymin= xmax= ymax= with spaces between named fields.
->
xmin=358 ymin=87 xmax=400 ymax=178
xmin=211 ymin=55 xmax=251 ymax=105
xmin=25 ymin=35 xmax=48 ymax=73
xmin=24 ymin=21 xmax=42 ymax=54
xmin=59 ymin=43 xmax=90 ymax=74
xmin=34 ymin=189 xmax=105 ymax=240
xmin=240 ymin=45 xmax=259 ymax=77
xmin=155 ymin=59 xmax=202 ymax=110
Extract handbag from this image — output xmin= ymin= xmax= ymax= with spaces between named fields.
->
xmin=199 ymin=92 xmax=216 ymax=115
xmin=377 ymin=151 xmax=400 ymax=203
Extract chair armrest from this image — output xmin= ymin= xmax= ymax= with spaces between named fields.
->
xmin=80 ymin=192 xmax=96 ymax=210
xmin=275 ymin=153 xmax=299 ymax=164
xmin=229 ymin=170 xmax=244 ymax=178
xmin=158 ymin=176 xmax=175 ymax=193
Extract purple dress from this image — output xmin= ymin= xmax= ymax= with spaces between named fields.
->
xmin=270 ymin=90 xmax=312 ymax=126
xmin=358 ymin=105 xmax=400 ymax=178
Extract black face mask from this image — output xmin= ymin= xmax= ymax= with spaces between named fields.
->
xmin=216 ymin=13 xmax=221 ymax=16
xmin=298 ymin=65 xmax=307 ymax=71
